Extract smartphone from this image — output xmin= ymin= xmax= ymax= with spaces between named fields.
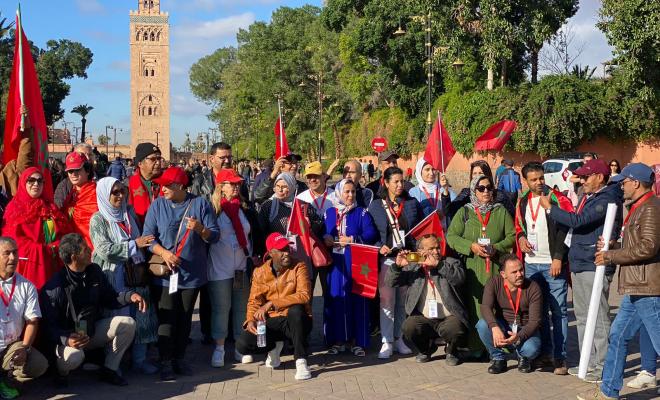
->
xmin=406 ymin=252 xmax=421 ymax=262
xmin=75 ymin=319 xmax=87 ymax=336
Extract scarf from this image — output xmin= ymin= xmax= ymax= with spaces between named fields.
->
xmin=415 ymin=158 xmax=438 ymax=193
xmin=96 ymin=177 xmax=140 ymax=243
xmin=467 ymin=174 xmax=500 ymax=214
xmin=269 ymin=173 xmax=297 ymax=222
xmin=128 ymin=168 xmax=159 ymax=224
xmin=221 ymin=196 xmax=248 ymax=250
xmin=3 ymin=167 xmax=68 ymax=226
xmin=333 ymin=178 xmax=357 ymax=217
xmin=63 ymin=180 xmax=99 ymax=249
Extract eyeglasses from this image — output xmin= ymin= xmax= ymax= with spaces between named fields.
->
xmin=144 ymin=156 xmax=163 ymax=163
xmin=26 ymin=177 xmax=44 ymax=185
xmin=610 ymin=164 xmax=618 ymax=167
xmin=475 ymin=185 xmax=493 ymax=193
xmin=619 ymin=178 xmax=635 ymax=188
xmin=67 ymin=168 xmax=83 ymax=175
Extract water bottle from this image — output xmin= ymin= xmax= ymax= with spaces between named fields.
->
xmin=256 ymin=321 xmax=267 ymax=347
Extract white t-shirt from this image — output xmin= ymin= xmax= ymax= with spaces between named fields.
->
xmin=0 ymin=273 xmax=41 ymax=352
xmin=208 ymin=210 xmax=251 ymax=281
xmin=296 ymin=188 xmax=335 ymax=217
xmin=525 ymin=196 xmax=552 ymax=264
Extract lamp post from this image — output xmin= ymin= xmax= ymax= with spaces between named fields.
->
xmin=155 ymin=131 xmax=160 ymax=148
xmin=113 ymin=128 xmax=122 ymax=158
xmin=253 ymin=106 xmax=260 ymax=161
xmin=105 ymin=125 xmax=114 ymax=156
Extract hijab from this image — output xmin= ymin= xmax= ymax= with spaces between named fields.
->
xmin=269 ymin=172 xmax=297 ymax=222
xmin=334 ymin=178 xmax=357 ymax=216
xmin=467 ymin=174 xmax=500 ymax=214
xmin=415 ymin=158 xmax=438 ymax=194
xmin=3 ymin=167 xmax=64 ymax=225
xmin=96 ymin=177 xmax=140 ymax=242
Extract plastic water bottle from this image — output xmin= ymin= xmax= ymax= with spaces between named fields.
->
xmin=257 ymin=321 xmax=267 ymax=347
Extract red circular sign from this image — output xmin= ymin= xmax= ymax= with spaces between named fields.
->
xmin=371 ymin=137 xmax=388 ymax=152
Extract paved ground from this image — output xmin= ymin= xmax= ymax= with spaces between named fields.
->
xmin=24 ymin=275 xmax=659 ymax=400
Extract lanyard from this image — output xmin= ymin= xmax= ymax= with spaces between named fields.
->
xmin=422 ymin=187 xmax=439 ymax=209
xmin=576 ymin=196 xmax=588 ymax=214
xmin=503 ymin=282 xmax=522 ymax=322
xmin=387 ymin=200 xmax=405 ymax=222
xmin=422 ymin=266 xmax=437 ymax=297
xmin=474 ymin=209 xmax=491 ymax=236
xmin=0 ymin=276 xmax=16 ymax=316
xmin=621 ymin=192 xmax=654 ymax=237
xmin=335 ymin=209 xmax=346 ymax=234
xmin=527 ymin=195 xmax=542 ymax=230
xmin=310 ymin=190 xmax=328 ymax=211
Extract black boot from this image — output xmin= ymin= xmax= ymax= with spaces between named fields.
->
xmin=488 ymin=359 xmax=507 ymax=374
xmin=160 ymin=360 xmax=176 ymax=382
xmin=99 ymin=367 xmax=128 ymax=386
xmin=518 ymin=357 xmax=532 ymax=373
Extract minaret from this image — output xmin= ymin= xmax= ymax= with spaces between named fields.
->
xmin=129 ymin=0 xmax=170 ymax=160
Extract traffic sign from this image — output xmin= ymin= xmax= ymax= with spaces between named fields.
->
xmin=371 ymin=137 xmax=388 ymax=152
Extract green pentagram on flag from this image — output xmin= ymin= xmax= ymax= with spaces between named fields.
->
xmin=35 ymin=128 xmax=48 ymax=170
xmin=496 ymin=129 xmax=507 ymax=139
xmin=360 ymin=263 xmax=370 ymax=279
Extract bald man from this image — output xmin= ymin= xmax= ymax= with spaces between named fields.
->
xmin=329 ymin=160 xmax=374 ymax=208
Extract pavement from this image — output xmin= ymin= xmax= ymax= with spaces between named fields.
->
xmin=24 ymin=274 xmax=659 ymax=400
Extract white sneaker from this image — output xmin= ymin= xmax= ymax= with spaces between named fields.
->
xmin=378 ymin=342 xmax=393 ymax=359
xmin=394 ymin=338 xmax=413 ymax=355
xmin=211 ymin=347 xmax=225 ymax=368
xmin=234 ymin=349 xmax=253 ymax=364
xmin=265 ymin=341 xmax=283 ymax=368
xmin=295 ymin=358 xmax=312 ymax=380
xmin=627 ymin=370 xmax=657 ymax=389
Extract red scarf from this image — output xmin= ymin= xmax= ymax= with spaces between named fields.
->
xmin=221 ymin=197 xmax=248 ymax=250
xmin=128 ymin=169 xmax=160 ymax=226
xmin=63 ymin=180 xmax=98 ymax=249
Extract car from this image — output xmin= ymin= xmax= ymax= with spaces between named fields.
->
xmin=543 ymin=156 xmax=588 ymax=194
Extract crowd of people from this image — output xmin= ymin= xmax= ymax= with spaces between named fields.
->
xmin=0 ymin=136 xmax=656 ymax=400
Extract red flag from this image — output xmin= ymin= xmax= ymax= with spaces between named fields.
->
xmin=407 ymin=212 xmax=447 ymax=256
xmin=3 ymin=8 xmax=53 ymax=199
xmin=474 ymin=120 xmax=517 ymax=152
xmin=274 ymin=117 xmax=290 ymax=159
xmin=350 ymin=244 xmax=379 ymax=299
xmin=423 ymin=112 xmax=455 ymax=173
xmin=287 ymin=198 xmax=312 ymax=257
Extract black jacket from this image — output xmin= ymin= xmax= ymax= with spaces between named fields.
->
xmin=190 ymin=169 xmax=249 ymax=203
xmin=367 ymin=194 xmax=424 ymax=251
xmin=253 ymin=175 xmax=308 ymax=205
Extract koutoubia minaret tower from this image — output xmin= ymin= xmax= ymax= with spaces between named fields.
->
xmin=129 ymin=0 xmax=170 ymax=160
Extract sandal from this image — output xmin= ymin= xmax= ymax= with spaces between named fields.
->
xmin=327 ymin=344 xmax=345 ymax=355
xmin=351 ymin=346 xmax=365 ymax=357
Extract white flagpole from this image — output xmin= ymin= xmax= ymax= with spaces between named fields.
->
xmin=438 ymin=109 xmax=445 ymax=175
xmin=17 ymin=5 xmax=25 ymax=131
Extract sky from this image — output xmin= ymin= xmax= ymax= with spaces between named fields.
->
xmin=2 ymin=0 xmax=612 ymax=147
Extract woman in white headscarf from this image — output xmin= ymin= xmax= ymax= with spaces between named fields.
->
xmin=89 ymin=177 xmax=159 ymax=374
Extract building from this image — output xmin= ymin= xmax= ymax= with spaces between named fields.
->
xmin=129 ymin=0 xmax=170 ymax=160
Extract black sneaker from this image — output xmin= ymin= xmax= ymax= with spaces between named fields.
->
xmin=518 ymin=357 xmax=532 ymax=373
xmin=415 ymin=353 xmax=431 ymax=363
xmin=173 ymin=359 xmax=193 ymax=376
xmin=488 ymin=359 xmax=507 ymax=374
xmin=99 ymin=367 xmax=128 ymax=386
xmin=445 ymin=353 xmax=460 ymax=366
xmin=160 ymin=361 xmax=176 ymax=382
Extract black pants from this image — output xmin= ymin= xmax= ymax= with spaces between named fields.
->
xmin=152 ymin=285 xmax=200 ymax=361
xmin=402 ymin=314 xmax=466 ymax=355
xmin=199 ymin=284 xmax=211 ymax=338
xmin=236 ymin=305 xmax=312 ymax=360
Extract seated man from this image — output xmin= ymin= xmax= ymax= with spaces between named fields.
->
xmin=236 ymin=233 xmax=312 ymax=381
xmin=40 ymin=233 xmax=146 ymax=387
xmin=0 ymin=237 xmax=48 ymax=400
xmin=477 ymin=254 xmax=543 ymax=374
xmin=388 ymin=234 xmax=468 ymax=365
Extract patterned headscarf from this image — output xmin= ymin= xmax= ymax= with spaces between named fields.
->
xmin=333 ymin=178 xmax=357 ymax=216
xmin=467 ymin=174 xmax=500 ymax=214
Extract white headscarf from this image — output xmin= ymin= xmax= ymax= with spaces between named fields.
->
xmin=333 ymin=178 xmax=357 ymax=216
xmin=415 ymin=158 xmax=438 ymax=193
xmin=96 ymin=177 xmax=140 ymax=241
xmin=269 ymin=172 xmax=297 ymax=222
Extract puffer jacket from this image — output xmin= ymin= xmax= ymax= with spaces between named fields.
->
xmin=243 ymin=259 xmax=311 ymax=327
xmin=603 ymin=194 xmax=660 ymax=295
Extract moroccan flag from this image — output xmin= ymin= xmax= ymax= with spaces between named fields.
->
xmin=350 ymin=244 xmax=379 ymax=299
xmin=423 ymin=111 xmax=455 ymax=173
xmin=407 ymin=211 xmax=447 ymax=256
xmin=287 ymin=198 xmax=312 ymax=257
xmin=474 ymin=120 xmax=517 ymax=152
xmin=274 ymin=117 xmax=290 ymax=159
xmin=3 ymin=7 xmax=53 ymax=199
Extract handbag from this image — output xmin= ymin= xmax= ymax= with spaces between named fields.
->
xmin=124 ymin=257 xmax=150 ymax=287
xmin=300 ymin=203 xmax=332 ymax=268
xmin=148 ymin=201 xmax=193 ymax=277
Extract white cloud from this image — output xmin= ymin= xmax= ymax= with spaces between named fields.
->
xmin=173 ymin=12 xmax=255 ymax=40
xmin=76 ymin=0 xmax=106 ymax=15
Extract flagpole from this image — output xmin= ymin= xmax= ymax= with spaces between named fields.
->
xmin=437 ymin=109 xmax=445 ymax=175
xmin=17 ymin=5 xmax=25 ymax=131
xmin=277 ymin=96 xmax=284 ymax=158
xmin=403 ymin=211 xmax=435 ymax=239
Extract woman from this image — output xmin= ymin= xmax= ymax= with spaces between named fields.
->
xmin=323 ymin=179 xmax=378 ymax=356
xmin=367 ymin=167 xmax=423 ymax=359
xmin=409 ymin=158 xmax=444 ymax=217
xmin=446 ymin=175 xmax=515 ymax=356
xmin=207 ymin=169 xmax=252 ymax=368
xmin=2 ymin=167 xmax=71 ymax=289
xmin=609 ymin=159 xmax=621 ymax=178
xmin=142 ymin=166 xmax=220 ymax=381
xmin=61 ymin=151 xmax=98 ymax=249
xmin=445 ymin=160 xmax=514 ymax=219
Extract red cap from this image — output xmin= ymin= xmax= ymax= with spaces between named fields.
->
xmin=65 ymin=152 xmax=88 ymax=171
xmin=266 ymin=233 xmax=289 ymax=253
xmin=215 ymin=168 xmax=244 ymax=184
xmin=573 ymin=159 xmax=610 ymax=177
xmin=155 ymin=166 xmax=189 ymax=187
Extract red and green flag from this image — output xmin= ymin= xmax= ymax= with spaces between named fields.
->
xmin=407 ymin=211 xmax=447 ymax=256
xmin=287 ymin=198 xmax=312 ymax=257
xmin=423 ymin=111 xmax=455 ymax=174
xmin=474 ymin=120 xmax=517 ymax=152
xmin=350 ymin=244 xmax=379 ymax=299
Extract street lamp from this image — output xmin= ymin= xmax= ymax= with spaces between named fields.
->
xmin=113 ymin=128 xmax=122 ymax=158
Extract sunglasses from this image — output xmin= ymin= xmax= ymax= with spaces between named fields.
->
xmin=111 ymin=188 xmax=126 ymax=196
xmin=144 ymin=156 xmax=163 ymax=162
xmin=27 ymin=177 xmax=44 ymax=185
xmin=67 ymin=168 xmax=83 ymax=175
xmin=475 ymin=185 xmax=493 ymax=193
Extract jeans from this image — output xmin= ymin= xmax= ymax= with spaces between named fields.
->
xmin=571 ymin=270 xmax=611 ymax=370
xmin=601 ymin=295 xmax=660 ymax=398
xmin=525 ymin=263 xmax=568 ymax=360
xmin=639 ymin=325 xmax=658 ymax=374
xmin=475 ymin=318 xmax=541 ymax=361
xmin=379 ymin=258 xmax=407 ymax=343
xmin=207 ymin=278 xmax=249 ymax=341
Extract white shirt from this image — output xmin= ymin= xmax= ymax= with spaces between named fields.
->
xmin=207 ymin=210 xmax=251 ymax=281
xmin=296 ymin=188 xmax=335 ymax=217
xmin=0 ymin=273 xmax=41 ymax=352
xmin=416 ymin=278 xmax=451 ymax=319
xmin=525 ymin=195 xmax=552 ymax=264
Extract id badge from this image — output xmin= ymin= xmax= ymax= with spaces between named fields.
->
xmin=169 ymin=272 xmax=179 ymax=294
xmin=477 ymin=237 xmax=491 ymax=246
xmin=564 ymin=229 xmax=573 ymax=247
xmin=527 ymin=232 xmax=538 ymax=251
xmin=75 ymin=319 xmax=87 ymax=336
xmin=510 ymin=321 xmax=518 ymax=334
xmin=233 ymin=270 xmax=245 ymax=290
xmin=427 ymin=300 xmax=438 ymax=319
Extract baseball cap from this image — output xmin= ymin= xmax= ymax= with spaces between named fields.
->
xmin=304 ymin=161 xmax=323 ymax=177
xmin=573 ymin=159 xmax=610 ymax=177
xmin=266 ymin=233 xmax=290 ymax=252
xmin=378 ymin=150 xmax=399 ymax=162
xmin=65 ymin=152 xmax=89 ymax=171
xmin=610 ymin=163 xmax=654 ymax=184
xmin=284 ymin=153 xmax=302 ymax=162
xmin=154 ymin=166 xmax=189 ymax=187
xmin=215 ymin=168 xmax=243 ymax=184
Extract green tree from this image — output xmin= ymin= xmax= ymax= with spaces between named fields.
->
xmin=71 ymin=104 xmax=94 ymax=143
xmin=97 ymin=134 xmax=109 ymax=146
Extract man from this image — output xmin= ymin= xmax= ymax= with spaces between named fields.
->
xmin=497 ymin=159 xmax=522 ymax=205
xmin=388 ymin=235 xmax=467 ymax=365
xmin=569 ymin=153 xmax=596 ymax=201
xmin=539 ymin=158 xmax=623 ymax=383
xmin=252 ymin=158 xmax=274 ymax=202
xmin=0 ymin=237 xmax=48 ymax=399
xmin=106 ymin=156 xmax=126 ymax=181
xmin=366 ymin=150 xmax=413 ymax=196
xmin=127 ymin=142 xmax=163 ymax=225
xmin=334 ymin=160 xmax=374 ymax=208
xmin=477 ymin=254 xmax=543 ymax=374
xmin=495 ymin=160 xmax=506 ymax=185
xmin=515 ymin=161 xmax=573 ymax=375
xmin=578 ymin=163 xmax=660 ymax=400
xmin=367 ymin=160 xmax=375 ymax=181
xmin=125 ymin=159 xmax=135 ymax=178
xmin=54 ymin=142 xmax=96 ymax=208
xmin=253 ymin=153 xmax=307 ymax=204
xmin=40 ymin=234 xmax=146 ymax=387
xmin=297 ymin=161 xmax=334 ymax=216
xmin=236 ymin=233 xmax=313 ymax=381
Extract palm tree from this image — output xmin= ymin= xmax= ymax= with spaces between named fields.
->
xmin=71 ymin=104 xmax=94 ymax=143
